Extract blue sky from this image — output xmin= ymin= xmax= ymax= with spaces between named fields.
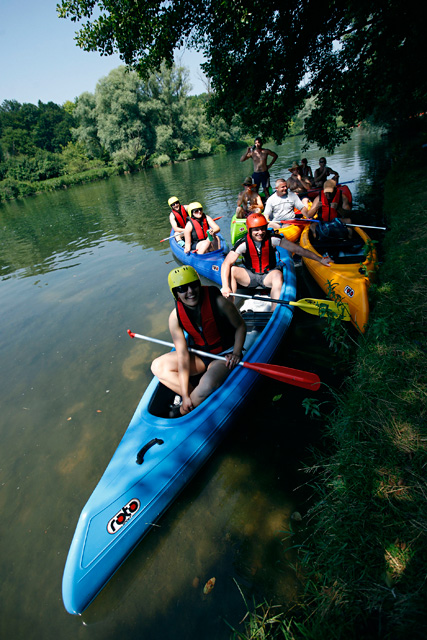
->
xmin=0 ymin=0 xmax=207 ymax=106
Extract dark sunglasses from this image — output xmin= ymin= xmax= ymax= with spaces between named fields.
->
xmin=176 ymin=281 xmax=200 ymax=294
xmin=192 ymin=208 xmax=203 ymax=213
xmin=172 ymin=200 xmax=180 ymax=205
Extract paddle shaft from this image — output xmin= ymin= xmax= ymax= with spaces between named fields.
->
xmin=280 ymin=219 xmax=386 ymax=231
xmin=127 ymin=331 xmax=320 ymax=389
xmin=232 ymin=292 xmax=295 ymax=306
xmin=231 ymin=292 xmax=351 ymax=321
xmin=160 ymin=217 xmax=222 ymax=242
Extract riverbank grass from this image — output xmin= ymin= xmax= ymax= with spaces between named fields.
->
xmin=296 ymin=162 xmax=427 ymax=636
xmin=231 ymin=158 xmax=427 ymax=638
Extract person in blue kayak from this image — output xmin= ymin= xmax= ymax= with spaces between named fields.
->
xmin=184 ymin=202 xmax=221 ymax=254
xmin=151 ymin=266 xmax=246 ymax=417
xmin=221 ymin=213 xmax=333 ymax=308
xmin=168 ymin=196 xmax=189 ymax=246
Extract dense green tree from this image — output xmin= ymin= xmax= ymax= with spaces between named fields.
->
xmin=58 ymin=0 xmax=427 ymax=150
xmin=72 ymin=91 xmax=104 ymax=158
xmin=94 ymin=66 xmax=157 ymax=167
xmin=33 ymin=101 xmax=75 ymax=152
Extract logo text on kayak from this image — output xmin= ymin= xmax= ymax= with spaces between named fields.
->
xmin=344 ymin=286 xmax=355 ymax=298
xmin=107 ymin=498 xmax=141 ymax=534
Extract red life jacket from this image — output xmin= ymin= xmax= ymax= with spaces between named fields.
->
xmin=171 ymin=205 xmax=188 ymax=228
xmin=320 ymin=190 xmax=342 ymax=222
xmin=176 ymin=286 xmax=232 ymax=354
xmin=237 ymin=231 xmax=277 ymax=274
xmin=189 ymin=216 xmax=209 ymax=245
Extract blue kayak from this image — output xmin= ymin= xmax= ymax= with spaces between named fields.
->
xmin=169 ymin=230 xmax=229 ymax=285
xmin=62 ymin=249 xmax=297 ymax=615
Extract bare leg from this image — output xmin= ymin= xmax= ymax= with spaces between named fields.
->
xmin=260 ymin=270 xmax=283 ymax=309
xmin=151 ymin=352 xmax=206 ymax=395
xmin=195 ymin=238 xmax=211 ymax=254
xmin=189 ymin=360 xmax=231 ymax=407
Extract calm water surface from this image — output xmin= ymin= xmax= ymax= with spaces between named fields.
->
xmin=0 ymin=131 xmax=388 ymax=639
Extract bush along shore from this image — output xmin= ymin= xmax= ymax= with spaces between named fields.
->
xmin=232 ymin=149 xmax=427 ymax=639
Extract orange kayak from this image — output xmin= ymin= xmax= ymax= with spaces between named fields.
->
xmin=299 ymin=225 xmax=377 ymax=332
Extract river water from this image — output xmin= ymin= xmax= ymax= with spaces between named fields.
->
xmin=0 ymin=130 xmax=388 ymax=640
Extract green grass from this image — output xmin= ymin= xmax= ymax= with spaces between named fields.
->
xmin=234 ymin=143 xmax=427 ymax=639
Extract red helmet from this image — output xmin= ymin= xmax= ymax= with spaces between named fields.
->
xmin=247 ymin=213 xmax=268 ymax=229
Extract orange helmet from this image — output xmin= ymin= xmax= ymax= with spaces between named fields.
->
xmin=247 ymin=213 xmax=268 ymax=229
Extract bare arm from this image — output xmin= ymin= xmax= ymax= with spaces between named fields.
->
xmin=184 ymin=221 xmax=192 ymax=253
xmin=278 ymin=236 xmax=333 ymax=266
xmin=240 ymin=147 xmax=252 ymax=162
xmin=266 ymin=149 xmax=278 ymax=170
xmin=169 ymin=212 xmax=183 ymax=234
xmin=206 ymin=215 xmax=220 ymax=234
xmin=328 ymin=167 xmax=339 ymax=181
xmin=220 ymin=251 xmax=239 ymax=296
xmin=169 ymin=310 xmax=192 ymax=404
xmin=216 ymin=296 xmax=247 ymax=369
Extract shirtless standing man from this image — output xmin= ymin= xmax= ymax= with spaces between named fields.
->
xmin=240 ymin=137 xmax=278 ymax=197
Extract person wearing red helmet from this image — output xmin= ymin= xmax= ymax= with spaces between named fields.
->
xmin=221 ymin=213 xmax=333 ymax=307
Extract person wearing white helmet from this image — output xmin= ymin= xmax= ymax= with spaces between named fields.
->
xmin=184 ymin=202 xmax=221 ymax=254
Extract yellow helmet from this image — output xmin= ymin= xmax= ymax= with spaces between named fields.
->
xmin=188 ymin=202 xmax=203 ymax=216
xmin=168 ymin=196 xmax=179 ymax=206
xmin=168 ymin=266 xmax=200 ymax=297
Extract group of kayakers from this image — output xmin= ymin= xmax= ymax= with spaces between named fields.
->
xmin=161 ymin=171 xmax=337 ymax=416
xmin=168 ymin=197 xmax=220 ymax=254
xmin=157 ymin=139 xmax=360 ymax=418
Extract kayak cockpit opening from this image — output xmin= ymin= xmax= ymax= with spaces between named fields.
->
xmin=309 ymin=229 xmax=366 ymax=264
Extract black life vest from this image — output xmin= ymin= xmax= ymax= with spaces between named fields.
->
xmin=189 ymin=216 xmax=209 ymax=245
xmin=319 ymin=190 xmax=342 ymax=222
xmin=235 ymin=231 xmax=277 ymax=274
xmin=175 ymin=286 xmax=234 ymax=354
xmin=171 ymin=205 xmax=188 ymax=228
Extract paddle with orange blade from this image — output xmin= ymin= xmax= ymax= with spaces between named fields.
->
xmin=127 ymin=330 xmax=321 ymax=390
xmin=160 ymin=217 xmax=222 ymax=242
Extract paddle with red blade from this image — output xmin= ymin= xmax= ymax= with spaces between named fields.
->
xmin=160 ymin=217 xmax=222 ymax=242
xmin=127 ymin=330 xmax=321 ymax=390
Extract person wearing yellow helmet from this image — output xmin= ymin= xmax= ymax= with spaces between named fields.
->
xmin=151 ymin=266 xmax=246 ymax=417
xmin=167 ymin=196 xmax=189 ymax=247
xmin=221 ymin=213 xmax=333 ymax=308
xmin=184 ymin=202 xmax=221 ymax=254
xmin=168 ymin=196 xmax=189 ymax=235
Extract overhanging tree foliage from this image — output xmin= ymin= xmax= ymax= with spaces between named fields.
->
xmin=57 ymin=0 xmax=427 ymax=151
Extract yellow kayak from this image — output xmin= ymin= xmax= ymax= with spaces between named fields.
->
xmin=299 ymin=225 xmax=377 ymax=332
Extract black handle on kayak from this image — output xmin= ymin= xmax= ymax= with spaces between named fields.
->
xmin=136 ymin=438 xmax=164 ymax=465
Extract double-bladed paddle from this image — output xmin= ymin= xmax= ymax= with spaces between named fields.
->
xmin=127 ymin=330 xmax=321 ymax=390
xmin=160 ymin=217 xmax=222 ymax=242
xmin=231 ymin=292 xmax=351 ymax=321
